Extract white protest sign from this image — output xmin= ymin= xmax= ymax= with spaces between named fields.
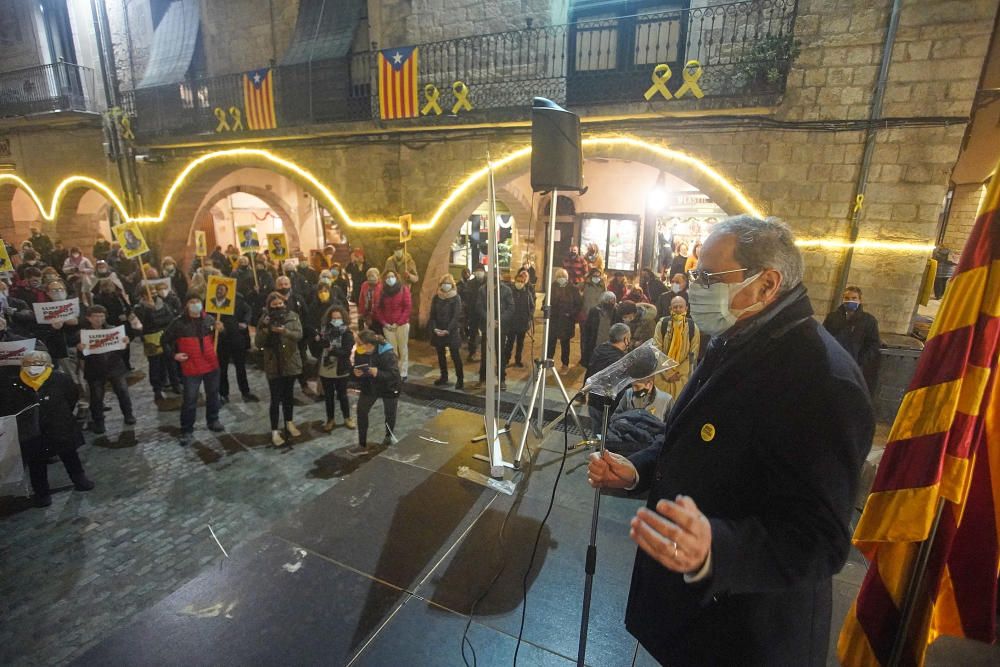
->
xmin=32 ymin=298 xmax=80 ymax=325
xmin=141 ymin=278 xmax=172 ymax=292
xmin=81 ymin=325 xmax=128 ymax=357
xmin=0 ymin=338 xmax=35 ymax=366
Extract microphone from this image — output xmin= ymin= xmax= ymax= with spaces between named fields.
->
xmin=581 ymin=340 xmax=676 ymax=398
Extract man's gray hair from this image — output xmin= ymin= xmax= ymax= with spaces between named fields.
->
xmin=711 ymin=215 xmax=803 ymax=293
xmin=599 ymin=290 xmax=616 ymax=305
xmin=609 ymin=322 xmax=630 ymax=343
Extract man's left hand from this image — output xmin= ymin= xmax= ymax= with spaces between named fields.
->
xmin=630 ymin=495 xmax=711 ymax=575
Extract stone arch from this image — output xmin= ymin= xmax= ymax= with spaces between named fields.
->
xmin=53 ymin=187 xmax=113 ymax=254
xmin=185 ymin=184 xmax=301 ymax=268
xmin=416 ymin=136 xmax=756 ymax=324
xmin=0 ymin=185 xmax=44 ymax=243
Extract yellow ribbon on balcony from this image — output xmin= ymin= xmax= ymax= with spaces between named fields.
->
xmin=228 ymin=106 xmax=244 ymax=131
xmin=214 ymin=107 xmax=230 ymax=133
xmin=674 ymin=60 xmax=705 ymax=99
xmin=451 ymin=81 xmax=473 ymax=113
xmin=118 ymin=117 xmax=135 ymax=141
xmin=853 ymin=194 xmax=865 ymax=214
xmin=421 ymin=84 xmax=443 ymax=116
xmin=643 ymin=64 xmax=673 ymax=100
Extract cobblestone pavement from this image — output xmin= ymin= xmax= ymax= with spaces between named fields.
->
xmin=0 ymin=342 xmax=442 ymax=667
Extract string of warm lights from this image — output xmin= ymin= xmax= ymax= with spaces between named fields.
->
xmin=0 ymin=137 xmax=935 ymax=253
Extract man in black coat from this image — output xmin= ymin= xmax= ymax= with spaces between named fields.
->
xmin=588 ymin=216 xmax=874 ymax=665
xmin=823 ymin=285 xmax=881 ymax=393
xmin=217 ymin=293 xmax=258 ymax=404
xmin=583 ymin=322 xmax=630 ymax=426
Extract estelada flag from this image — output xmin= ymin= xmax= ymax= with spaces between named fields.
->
xmin=838 ymin=172 xmax=1000 ymax=665
xmin=243 ymin=67 xmax=277 ymax=130
xmin=378 ymin=47 xmax=419 ymax=120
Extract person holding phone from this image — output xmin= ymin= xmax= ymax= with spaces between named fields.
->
xmin=348 ymin=329 xmax=401 ymax=456
xmin=256 ymin=291 xmax=304 ymax=447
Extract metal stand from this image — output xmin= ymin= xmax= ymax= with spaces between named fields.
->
xmin=577 ymin=402 xmax=610 ymax=667
xmin=511 ymin=188 xmax=588 ymax=468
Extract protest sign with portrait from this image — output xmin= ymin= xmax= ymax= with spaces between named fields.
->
xmin=205 ymin=275 xmax=237 ymax=316
xmin=236 ymin=225 xmax=260 ymax=251
xmin=113 ymin=222 xmax=150 ymax=259
xmin=194 ymin=230 xmax=208 ymax=257
xmin=267 ymin=233 xmax=289 ymax=259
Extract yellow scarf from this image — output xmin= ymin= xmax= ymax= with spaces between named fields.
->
xmin=20 ymin=366 xmax=53 ymax=391
xmin=667 ymin=317 xmax=687 ymax=363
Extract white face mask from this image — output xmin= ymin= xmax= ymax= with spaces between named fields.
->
xmin=670 ymin=283 xmax=682 ymax=294
xmin=441 ymin=283 xmax=453 ymax=292
xmin=386 ymin=277 xmax=397 ymax=287
xmin=49 ymin=290 xmax=67 ymax=300
xmin=556 ymin=278 xmax=568 ymax=287
xmin=591 ymin=277 xmax=601 ymax=284
xmin=687 ymin=271 xmax=763 ymax=337
xmin=25 ymin=365 xmax=47 ymax=377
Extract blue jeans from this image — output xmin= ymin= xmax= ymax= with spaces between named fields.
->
xmin=181 ymin=369 xmax=221 ymax=434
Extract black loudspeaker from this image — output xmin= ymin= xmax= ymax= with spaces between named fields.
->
xmin=530 ymin=98 xmax=583 ymax=193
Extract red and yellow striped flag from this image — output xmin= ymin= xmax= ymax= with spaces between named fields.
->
xmin=377 ymin=47 xmax=419 ymax=120
xmin=838 ymin=171 xmax=1000 ymax=665
xmin=243 ymin=67 xmax=277 ymax=130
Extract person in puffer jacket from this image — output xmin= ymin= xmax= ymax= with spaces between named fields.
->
xmin=348 ymin=329 xmax=401 ymax=457
xmin=162 ymin=294 xmax=225 ymax=446
xmin=133 ymin=288 xmax=180 ymax=401
xmin=372 ymin=270 xmax=411 ymax=381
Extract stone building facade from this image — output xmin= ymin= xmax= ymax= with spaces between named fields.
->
xmin=1 ymin=0 xmax=997 ymax=335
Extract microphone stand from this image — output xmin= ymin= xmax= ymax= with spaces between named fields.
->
xmin=577 ymin=400 xmax=611 ymax=667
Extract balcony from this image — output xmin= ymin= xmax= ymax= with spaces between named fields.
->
xmin=123 ymin=0 xmax=797 ymax=142
xmin=0 ymin=62 xmax=98 ymax=118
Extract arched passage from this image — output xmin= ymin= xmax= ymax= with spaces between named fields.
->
xmin=153 ymin=165 xmax=331 ymax=267
xmin=53 ymin=187 xmax=113 ymax=254
xmin=0 ymin=185 xmax=45 ymax=244
xmin=418 ymin=138 xmax=752 ymax=324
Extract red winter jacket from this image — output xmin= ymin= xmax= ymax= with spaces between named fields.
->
xmin=373 ymin=284 xmax=411 ymax=326
xmin=358 ymin=281 xmax=381 ymax=323
xmin=162 ymin=312 xmax=219 ymax=377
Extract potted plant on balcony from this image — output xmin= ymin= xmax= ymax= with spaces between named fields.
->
xmin=733 ymin=33 xmax=801 ymax=95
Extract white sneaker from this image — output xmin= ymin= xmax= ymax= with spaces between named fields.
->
xmin=271 ymin=430 xmax=286 ymax=446
xmin=285 ymin=421 xmax=301 ymax=437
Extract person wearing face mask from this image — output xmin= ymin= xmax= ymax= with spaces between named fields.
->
xmin=317 ymin=304 xmax=355 ymax=431
xmin=580 ymin=268 xmax=607 ymax=330
xmin=651 ymin=295 xmax=701 ymax=399
xmin=640 ymin=268 xmax=666 ymax=308
xmin=161 ymin=256 xmax=190 ymax=301
xmin=12 ymin=266 xmax=48 ymax=305
xmin=50 ymin=240 xmax=68 ymax=272
xmin=15 ymin=250 xmax=47 ymax=281
xmin=162 ymin=296 xmax=226 ymax=446
xmin=823 ymin=286 xmax=881 ymax=392
xmin=617 ymin=299 xmax=658 ymax=347
xmin=373 ymin=270 xmax=412 ymax=381
xmin=607 ymin=271 xmax=628 ymax=302
xmin=216 ymin=288 xmax=258 ymax=405
xmin=384 ymin=244 xmax=419 ymax=286
xmin=74 ymin=305 xmax=137 ymax=434
xmin=562 ymin=245 xmax=587 ymax=285
xmin=656 ymin=273 xmax=689 ymax=318
xmin=357 ymin=267 xmax=382 ymax=333
xmin=581 ymin=290 xmax=617 ymax=368
xmin=584 ymin=242 xmax=604 ymax=274
xmin=92 ymin=278 xmax=137 ymax=371
xmin=428 ymin=274 xmax=464 ymax=389
xmin=274 ymin=274 xmax=315 ymax=398
xmin=586 ymin=216 xmax=874 ymax=666
xmin=349 ymin=329 xmax=401 ymax=456
xmin=346 ymin=247 xmax=371 ymax=304
xmin=505 ymin=270 xmax=536 ymax=370
xmin=1 ymin=350 xmax=93 ymax=507
xmin=612 ymin=376 xmax=673 ymax=420
xmin=0 ymin=314 xmax=50 ymax=380
xmin=459 ymin=266 xmax=486 ymax=362
xmin=255 ymin=291 xmax=304 ymax=446
xmin=133 ymin=287 xmax=180 ymax=401
xmin=473 ymin=269 xmax=514 ymax=390
xmin=32 ymin=280 xmax=80 ymax=379
xmin=548 ymin=267 xmax=582 ymax=373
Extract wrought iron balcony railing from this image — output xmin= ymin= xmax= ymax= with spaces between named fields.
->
xmin=123 ymin=0 xmax=797 ymax=141
xmin=0 ymin=62 xmax=98 ymax=118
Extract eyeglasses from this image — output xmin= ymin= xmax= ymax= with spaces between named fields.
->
xmin=687 ymin=267 xmax=749 ymax=288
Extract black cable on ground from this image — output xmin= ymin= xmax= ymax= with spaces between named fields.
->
xmin=512 ymin=399 xmax=573 ymax=665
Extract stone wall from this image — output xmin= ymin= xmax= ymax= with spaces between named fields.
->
xmin=941 ymin=182 xmax=986 ymax=253
xmin=370 ymin=0 xmax=567 ymax=48
xmin=0 ymin=0 xmax=45 ymax=71
xmin=200 ymin=0 xmax=301 ymax=75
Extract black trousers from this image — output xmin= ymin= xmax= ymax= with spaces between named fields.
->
xmin=479 ymin=332 xmax=505 ymax=381
xmin=356 ymin=393 xmax=398 ymax=447
xmin=27 ymin=449 xmax=84 ymax=497
xmin=268 ymin=376 xmax=296 ymax=430
xmin=320 ymin=376 xmax=350 ymax=420
xmin=88 ymin=374 xmax=133 ymax=424
xmin=218 ymin=343 xmax=250 ymax=398
xmin=503 ymin=331 xmax=526 ymax=366
xmin=147 ymin=353 xmax=171 ymax=391
xmin=547 ymin=331 xmax=572 ymax=366
xmin=436 ymin=343 xmax=464 ymax=380
xmin=466 ymin=320 xmax=483 ymax=356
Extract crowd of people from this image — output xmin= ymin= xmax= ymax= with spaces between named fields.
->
xmin=1 ymin=224 xmax=880 ymax=509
